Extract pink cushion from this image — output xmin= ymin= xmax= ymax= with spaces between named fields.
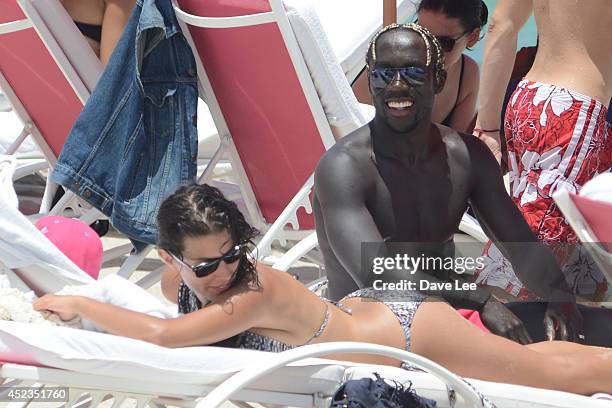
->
xmin=457 ymin=309 xmax=490 ymax=333
xmin=35 ymin=216 xmax=102 ymax=279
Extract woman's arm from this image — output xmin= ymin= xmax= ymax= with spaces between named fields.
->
xmin=34 ymin=289 xmax=266 ymax=348
xmin=447 ymin=57 xmax=479 ymax=133
xmin=100 ymin=0 xmax=136 ymax=65
xmin=474 ymin=0 xmax=533 ymax=161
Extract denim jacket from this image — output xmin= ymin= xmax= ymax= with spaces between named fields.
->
xmin=52 ymin=0 xmax=198 ymax=246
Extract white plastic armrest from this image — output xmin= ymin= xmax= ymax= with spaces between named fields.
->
xmin=271 ymin=231 xmax=318 ymax=272
xmin=255 ymin=174 xmax=314 ymax=258
xmin=459 ymin=212 xmax=487 ymax=243
xmin=197 ymin=342 xmax=487 ymax=408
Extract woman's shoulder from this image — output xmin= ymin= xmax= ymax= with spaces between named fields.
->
xmin=462 ymin=54 xmax=479 ymax=72
xmin=212 ymin=264 xmax=287 ymax=307
xmin=459 ymin=54 xmax=480 ymax=98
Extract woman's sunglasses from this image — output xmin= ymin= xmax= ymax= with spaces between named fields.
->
xmin=171 ymin=244 xmax=245 ymax=278
xmin=435 ymin=32 xmax=468 ymax=53
xmin=368 ymin=67 xmax=427 ymax=89
xmin=413 ymin=19 xmax=468 ymax=53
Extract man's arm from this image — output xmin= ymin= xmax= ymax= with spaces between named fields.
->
xmin=468 ymin=136 xmax=584 ymax=342
xmin=468 ymin=136 xmax=571 ymax=299
xmin=474 ymin=0 xmax=533 ymax=162
xmin=314 ymin=149 xmax=384 ymax=290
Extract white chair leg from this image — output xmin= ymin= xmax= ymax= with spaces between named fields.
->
xmin=6 ymin=126 xmax=31 ymax=155
xmin=134 ymin=265 xmax=165 ymax=289
xmin=117 ymin=245 xmax=154 ymax=280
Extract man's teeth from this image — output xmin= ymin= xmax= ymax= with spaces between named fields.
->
xmin=387 ymin=100 xmax=413 ymax=109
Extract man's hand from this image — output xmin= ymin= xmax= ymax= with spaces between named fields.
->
xmin=544 ymin=302 xmax=584 ymax=342
xmin=480 ymin=297 xmax=533 ymax=344
xmin=33 ymin=294 xmax=82 ymax=321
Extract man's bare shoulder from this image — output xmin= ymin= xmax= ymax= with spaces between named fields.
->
xmin=314 ymin=123 xmax=374 ymax=195
xmin=438 ymin=124 xmax=496 ymax=167
xmin=317 ymin=124 xmax=372 ymax=173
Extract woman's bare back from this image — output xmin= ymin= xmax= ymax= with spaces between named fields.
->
xmin=248 ymin=266 xmax=410 ymax=366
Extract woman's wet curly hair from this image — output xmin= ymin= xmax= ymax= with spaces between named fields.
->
xmin=157 ymin=183 xmax=260 ymax=288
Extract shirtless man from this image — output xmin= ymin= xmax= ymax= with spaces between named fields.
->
xmin=473 ymin=0 xmax=612 ymax=299
xmin=313 ymin=23 xmax=582 ymax=343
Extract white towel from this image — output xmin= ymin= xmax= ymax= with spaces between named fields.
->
xmin=59 ymin=275 xmax=178 ymax=331
xmin=0 ymin=155 xmax=92 ymax=294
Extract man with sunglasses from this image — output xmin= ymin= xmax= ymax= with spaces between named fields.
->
xmin=313 ymin=23 xmax=583 ymax=345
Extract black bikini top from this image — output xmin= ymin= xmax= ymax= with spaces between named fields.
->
xmin=441 ymin=54 xmax=466 ymax=127
xmin=74 ymin=20 xmax=102 ymax=42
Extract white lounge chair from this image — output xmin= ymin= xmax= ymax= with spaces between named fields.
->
xmin=2 ymin=323 xmax=611 ymax=408
xmin=0 ymin=0 xmax=101 ymax=198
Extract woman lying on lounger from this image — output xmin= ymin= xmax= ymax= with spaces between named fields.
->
xmin=34 ymin=184 xmax=612 ymax=396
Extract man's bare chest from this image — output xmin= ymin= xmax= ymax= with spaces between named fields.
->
xmin=368 ymin=159 xmax=471 ymax=241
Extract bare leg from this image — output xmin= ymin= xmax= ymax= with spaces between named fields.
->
xmin=527 ymin=340 xmax=611 ymax=355
xmin=410 ymin=301 xmax=612 ymax=395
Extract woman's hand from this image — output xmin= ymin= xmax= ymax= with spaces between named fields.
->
xmin=33 ymin=295 xmax=82 ymax=321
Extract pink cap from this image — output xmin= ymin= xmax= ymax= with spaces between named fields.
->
xmin=35 ymin=216 xmax=102 ymax=280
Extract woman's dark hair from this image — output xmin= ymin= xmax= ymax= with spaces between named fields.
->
xmin=418 ymin=0 xmax=489 ymax=32
xmin=157 ymin=183 xmax=260 ymax=289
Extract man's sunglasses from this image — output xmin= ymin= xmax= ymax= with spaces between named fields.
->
xmin=171 ymin=244 xmax=245 ymax=278
xmin=435 ymin=32 xmax=468 ymax=53
xmin=368 ymin=67 xmax=427 ymax=89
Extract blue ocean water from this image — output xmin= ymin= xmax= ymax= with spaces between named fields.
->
xmin=464 ymin=0 xmax=538 ymax=67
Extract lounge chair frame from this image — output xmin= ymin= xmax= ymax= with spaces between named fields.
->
xmin=553 ymin=189 xmax=612 ymax=281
